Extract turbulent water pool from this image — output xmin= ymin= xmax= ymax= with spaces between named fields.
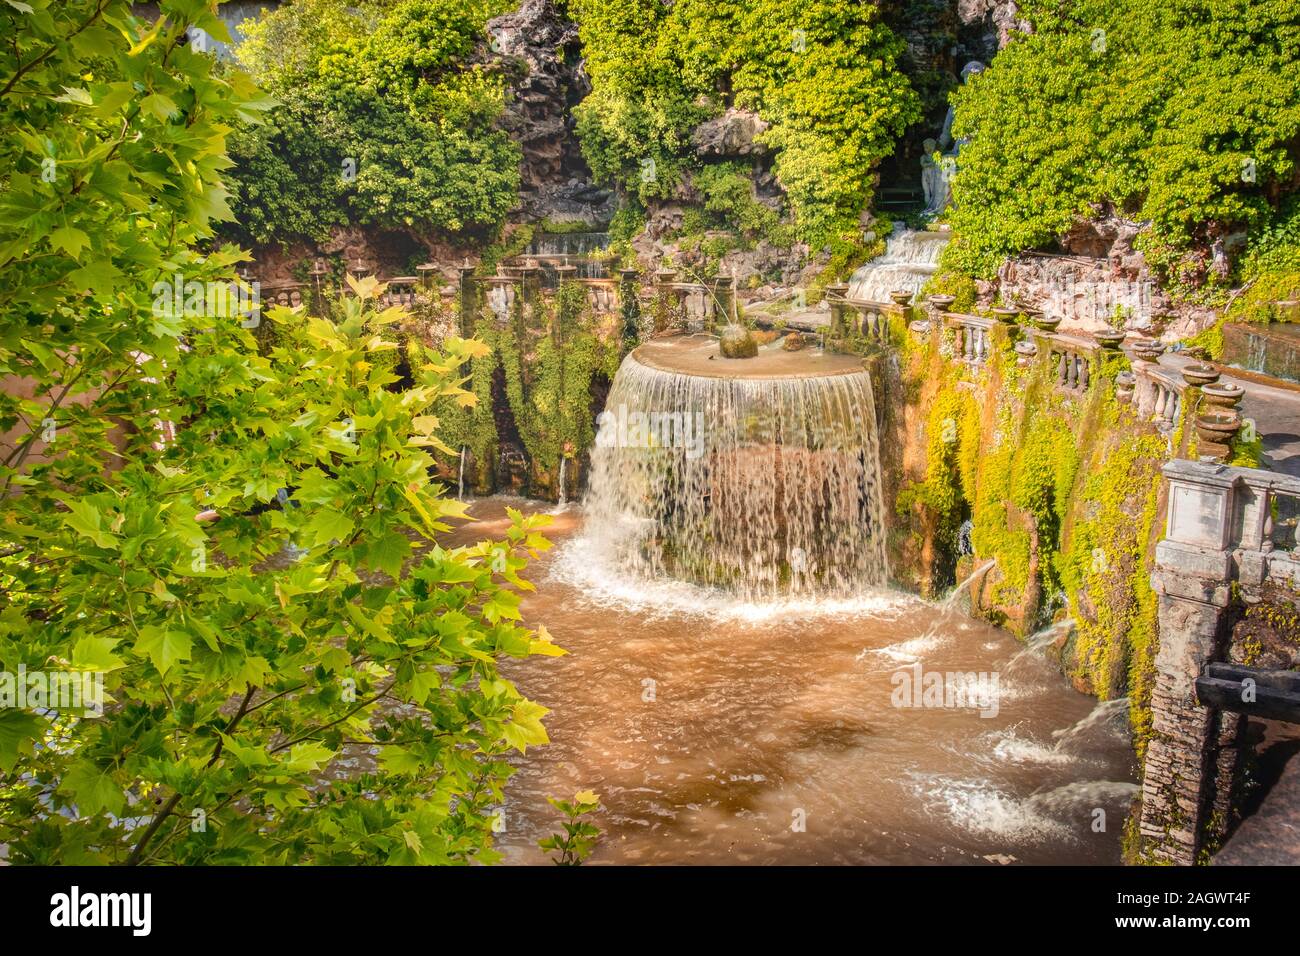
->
xmin=451 ymin=499 xmax=1138 ymax=866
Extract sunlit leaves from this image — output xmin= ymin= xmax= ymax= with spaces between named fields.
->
xmin=0 ymin=6 xmax=561 ymax=864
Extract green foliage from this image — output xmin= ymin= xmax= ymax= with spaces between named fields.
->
xmin=441 ymin=283 xmax=622 ymax=495
xmin=571 ymin=0 xmax=919 ymax=247
xmin=227 ymin=0 xmax=520 ymax=244
xmin=944 ymin=0 xmax=1300 ymax=282
xmin=538 ymin=789 xmax=602 ymax=865
xmin=687 ymin=162 xmax=790 ymax=248
xmin=920 ymin=270 xmax=978 ymax=314
xmin=0 ymin=4 xmax=561 ymax=864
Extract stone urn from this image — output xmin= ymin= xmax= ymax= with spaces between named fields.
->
xmin=719 ymin=324 xmax=758 ymax=358
xmin=1013 ymin=340 xmax=1038 ymax=368
xmin=1032 ymin=315 xmax=1062 ymax=333
xmin=1195 ymin=411 xmax=1241 ymax=447
xmin=1094 ymin=330 xmax=1126 ymax=350
xmin=890 ymin=290 xmax=914 ymax=307
xmin=1115 ymin=370 xmax=1136 ymax=404
xmin=1180 ymin=363 xmax=1220 ymax=387
xmin=1199 ymin=381 xmax=1244 ymax=409
xmin=1131 ymin=338 xmax=1165 ymax=363
xmin=927 ymin=294 xmax=956 ymax=313
xmin=991 ymin=306 xmax=1019 ymax=324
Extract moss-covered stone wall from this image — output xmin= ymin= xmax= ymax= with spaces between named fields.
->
xmin=435 ymin=280 xmax=623 ymax=501
xmin=878 ymin=313 xmax=1197 ymax=756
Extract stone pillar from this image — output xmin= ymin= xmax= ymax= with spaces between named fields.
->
xmin=709 ymin=272 xmax=736 ymax=331
xmin=825 ymin=282 xmax=850 ymax=348
xmin=619 ymin=267 xmax=641 ymax=353
xmin=457 ymin=262 xmax=477 ymax=337
xmin=1139 ymin=461 xmax=1239 ymax=864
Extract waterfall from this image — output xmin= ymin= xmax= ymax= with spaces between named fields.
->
xmin=941 ymin=559 xmax=996 ymax=611
xmin=848 ymin=228 xmax=949 ymax=304
xmin=578 ymin=350 xmax=889 ymax=602
xmin=557 ymin=457 xmax=568 ymax=507
xmin=457 ymin=445 xmax=467 ymax=500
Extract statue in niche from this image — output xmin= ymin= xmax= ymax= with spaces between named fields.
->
xmin=920 ymin=138 xmax=944 ymax=216
xmin=923 ymin=60 xmax=987 ymax=218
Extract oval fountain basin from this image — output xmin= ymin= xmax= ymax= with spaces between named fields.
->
xmin=583 ymin=335 xmax=888 ymax=601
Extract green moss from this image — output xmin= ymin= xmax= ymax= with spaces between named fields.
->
xmin=441 ymin=281 xmax=621 ymax=496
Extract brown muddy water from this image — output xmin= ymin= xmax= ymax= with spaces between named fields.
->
xmin=450 ymin=498 xmax=1138 ymax=866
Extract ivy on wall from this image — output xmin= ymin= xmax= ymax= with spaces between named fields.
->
xmin=437 ymin=283 xmax=622 ymax=497
xmin=893 ymin=320 xmax=1181 ymax=755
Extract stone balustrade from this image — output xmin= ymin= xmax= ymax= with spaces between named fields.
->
xmin=1133 ymin=362 xmax=1188 ymax=432
xmin=261 ymin=281 xmax=305 ymax=309
xmin=1033 ymin=331 xmax=1099 ymax=394
xmin=577 ymin=278 xmax=618 ymax=314
xmin=379 ymin=276 xmax=420 ymax=308
xmin=941 ymin=312 xmax=995 ymax=366
xmin=1140 ymin=459 xmax=1300 ymax=864
xmin=833 ymin=296 xmax=906 ymax=346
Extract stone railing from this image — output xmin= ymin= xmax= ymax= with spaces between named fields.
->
xmin=379 ymin=276 xmax=420 ymax=308
xmin=831 ymin=296 xmax=906 ymax=346
xmin=941 ymin=312 xmax=995 ymax=367
xmin=1140 ymin=459 xmax=1300 ymax=864
xmin=261 ymin=281 xmax=305 ymax=309
xmin=1133 ymin=362 xmax=1188 ymax=433
xmin=648 ymin=271 xmax=735 ymax=333
xmin=578 ymin=278 xmax=618 ymax=314
xmin=1033 ymin=331 xmax=1100 ymax=394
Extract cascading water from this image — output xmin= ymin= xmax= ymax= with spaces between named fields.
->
xmin=457 ymin=445 xmax=467 ymax=500
xmin=848 ymin=228 xmax=949 ymax=303
xmin=557 ymin=457 xmax=568 ymax=507
xmin=577 ymin=335 xmax=889 ymax=603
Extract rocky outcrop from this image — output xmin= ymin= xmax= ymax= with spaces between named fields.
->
xmin=994 ymin=211 xmax=1220 ymax=341
xmin=956 ymin=0 xmax=1026 ymax=59
xmin=486 ymin=0 xmax=613 ymax=227
xmin=691 ymin=109 xmax=770 ymax=158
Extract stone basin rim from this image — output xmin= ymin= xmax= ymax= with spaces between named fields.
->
xmin=628 ymin=335 xmax=869 ymax=381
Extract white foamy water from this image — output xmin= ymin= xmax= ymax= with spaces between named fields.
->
xmin=550 ymin=530 xmax=912 ymax=625
xmin=576 ymin=343 xmax=889 ymax=604
xmin=847 ymin=228 xmax=949 ymax=304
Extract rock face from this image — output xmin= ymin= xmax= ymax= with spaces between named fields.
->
xmin=486 ymin=0 xmax=613 ymax=226
xmin=956 ymin=0 xmax=1027 ymax=59
xmin=691 ymin=109 xmax=770 ymax=158
xmin=994 ymin=210 xmax=1219 ymax=341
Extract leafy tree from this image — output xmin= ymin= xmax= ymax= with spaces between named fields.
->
xmin=1 ymin=1 xmax=560 ymax=865
xmin=226 ymin=0 xmax=521 ymax=245
xmin=570 ymin=0 xmax=919 ymax=248
xmin=943 ymin=0 xmax=1300 ymax=283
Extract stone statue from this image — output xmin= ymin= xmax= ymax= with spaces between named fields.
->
xmin=927 ymin=60 xmax=986 ymax=218
xmin=920 ymin=138 xmax=944 ymax=217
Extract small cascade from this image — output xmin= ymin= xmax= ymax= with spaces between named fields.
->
xmin=522 ymin=231 xmax=612 ymax=280
xmin=942 ymin=559 xmax=996 ymax=611
xmin=577 ymin=343 xmax=889 ymax=602
xmin=557 ymin=457 xmax=568 ymax=508
xmin=1007 ymin=619 xmax=1075 ymax=672
xmin=1052 ymin=698 xmax=1131 ymax=752
xmin=457 ymin=445 xmax=467 ymax=500
xmin=848 ymin=228 xmax=949 ymax=303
